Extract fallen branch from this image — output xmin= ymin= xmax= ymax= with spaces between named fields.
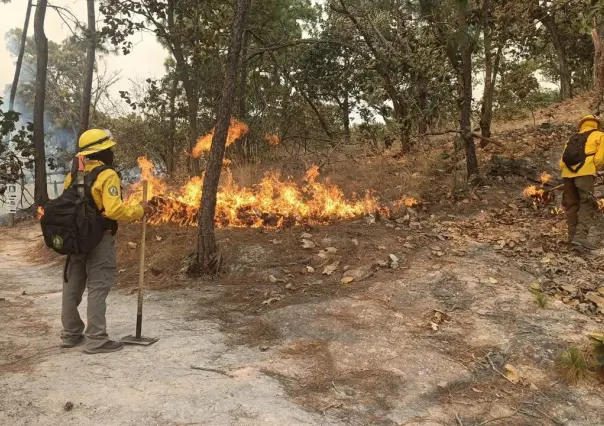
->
xmin=545 ymin=181 xmax=604 ymax=193
xmin=417 ymin=130 xmax=505 ymax=148
xmin=485 ymin=353 xmax=516 ymax=384
xmin=477 ymin=405 xmax=525 ymax=426
xmin=190 ymin=365 xmax=233 ymax=378
xmin=472 ymin=132 xmax=504 ymax=148
xmin=320 ymin=401 xmax=343 ymax=415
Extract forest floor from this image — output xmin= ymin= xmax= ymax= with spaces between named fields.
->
xmin=3 ymin=94 xmax=604 ymax=425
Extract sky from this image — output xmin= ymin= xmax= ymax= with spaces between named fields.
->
xmin=0 ymin=0 xmax=168 ymax=107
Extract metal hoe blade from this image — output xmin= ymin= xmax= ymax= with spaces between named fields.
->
xmin=120 ymin=335 xmax=159 ymax=346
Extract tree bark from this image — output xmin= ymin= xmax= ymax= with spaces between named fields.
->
xmin=235 ymin=28 xmax=249 ymax=161
xmin=196 ymin=0 xmax=252 ymax=273
xmin=480 ymin=0 xmax=493 ymax=140
xmin=238 ymin=29 xmax=249 ymax=119
xmin=542 ymin=13 xmax=572 ymax=100
xmin=8 ymin=0 xmax=33 ymax=112
xmin=342 ymin=92 xmax=351 ymax=142
xmin=167 ymin=73 xmax=178 ymax=175
xmin=33 ymin=0 xmax=49 ymax=205
xmin=458 ymin=0 xmax=478 ymax=178
xmin=79 ymin=0 xmax=96 ymax=140
xmin=167 ymin=0 xmax=199 ymax=175
xmin=592 ymin=16 xmax=604 ymax=104
xmin=417 ymin=75 xmax=428 ymax=135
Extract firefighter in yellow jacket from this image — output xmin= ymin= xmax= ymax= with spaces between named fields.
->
xmin=62 ymin=129 xmax=150 ymax=354
xmin=560 ymin=115 xmax=604 ymax=250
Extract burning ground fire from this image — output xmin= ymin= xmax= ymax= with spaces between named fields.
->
xmin=126 ymin=157 xmax=415 ymax=228
xmin=522 ymin=171 xmax=604 ymax=214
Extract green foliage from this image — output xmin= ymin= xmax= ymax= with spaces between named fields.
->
xmin=557 ymin=346 xmax=590 ymax=384
xmin=0 ymin=98 xmax=34 ymax=183
xmin=531 ymin=289 xmax=549 ymax=309
xmin=491 ymin=59 xmax=559 ymax=120
xmin=4 ymin=0 xmax=593 ymax=178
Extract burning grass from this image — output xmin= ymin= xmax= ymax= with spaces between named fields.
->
xmin=126 ymin=157 xmax=410 ymax=228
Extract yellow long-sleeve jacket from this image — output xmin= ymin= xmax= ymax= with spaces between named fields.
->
xmin=64 ymin=160 xmax=144 ymax=222
xmin=560 ymin=118 xmax=604 ymax=178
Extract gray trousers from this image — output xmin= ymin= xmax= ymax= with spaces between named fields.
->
xmin=61 ymin=234 xmax=117 ymax=350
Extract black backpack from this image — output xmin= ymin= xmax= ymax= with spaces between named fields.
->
xmin=562 ymin=130 xmax=597 ymax=173
xmin=40 ymin=164 xmax=113 ymax=255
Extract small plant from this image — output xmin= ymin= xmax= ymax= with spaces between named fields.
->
xmin=588 ymin=334 xmax=604 ymax=368
xmin=532 ymin=289 xmax=549 ymax=309
xmin=557 ymin=346 xmax=589 ymax=384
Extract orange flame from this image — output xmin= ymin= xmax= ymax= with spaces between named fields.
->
xmin=127 ymin=156 xmax=167 ymax=203
xmin=192 ymin=118 xmax=249 ymax=159
xmin=393 ymin=197 xmax=419 ymax=209
xmin=125 ymin=157 xmax=390 ymax=228
xmin=37 ymin=206 xmax=44 ymax=219
xmin=539 ymin=172 xmax=552 ymax=184
xmin=265 ymin=134 xmax=280 ymax=146
xmin=523 ymin=185 xmax=545 ymax=198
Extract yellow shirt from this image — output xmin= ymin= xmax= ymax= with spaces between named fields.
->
xmin=64 ymin=160 xmax=144 ymax=222
xmin=560 ymin=119 xmax=604 ymax=178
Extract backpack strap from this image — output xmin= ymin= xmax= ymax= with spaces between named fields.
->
xmin=86 ymin=165 xmax=114 ymax=185
xmin=84 ymin=165 xmax=115 ymax=211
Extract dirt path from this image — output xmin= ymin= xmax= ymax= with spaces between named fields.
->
xmin=4 ymin=218 xmax=604 ymax=425
xmin=0 ymin=225 xmax=334 ymax=426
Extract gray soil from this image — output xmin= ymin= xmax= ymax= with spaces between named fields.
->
xmin=3 ymin=216 xmax=604 ymax=426
xmin=0 ymin=226 xmax=334 ymax=426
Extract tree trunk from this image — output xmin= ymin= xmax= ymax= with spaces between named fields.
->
xmin=33 ymin=0 xmax=49 ymax=205
xmin=342 ymin=93 xmax=351 ymax=142
xmin=196 ymin=0 xmax=252 ymax=273
xmin=167 ymin=73 xmax=178 ymax=175
xmin=185 ymin=91 xmax=199 ymax=174
xmin=417 ymin=75 xmax=428 ymax=135
xmin=480 ymin=0 xmax=493 ymax=141
xmin=393 ymin=100 xmax=411 ymax=154
xmin=542 ymin=13 xmax=572 ymax=100
xmin=458 ymin=0 xmax=478 ymax=178
xmin=79 ymin=0 xmax=96 ymax=140
xmin=8 ymin=0 xmax=33 ymax=112
xmin=167 ymin=0 xmax=199 ymax=175
xmin=235 ymin=28 xmax=249 ymax=161
xmin=238 ymin=29 xmax=249 ymax=118
xmin=592 ymin=16 xmax=604 ymax=104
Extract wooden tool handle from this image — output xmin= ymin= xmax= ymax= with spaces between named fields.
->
xmin=136 ymin=180 xmax=148 ymax=339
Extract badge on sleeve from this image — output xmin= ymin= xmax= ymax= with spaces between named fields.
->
xmin=108 ymin=186 xmax=119 ymax=196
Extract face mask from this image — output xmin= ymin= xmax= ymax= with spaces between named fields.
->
xmin=104 ymin=149 xmax=115 ymax=167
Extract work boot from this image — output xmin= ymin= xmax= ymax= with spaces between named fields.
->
xmin=84 ymin=340 xmax=124 ymax=354
xmin=61 ymin=335 xmax=85 ymax=348
xmin=571 ymin=238 xmax=598 ymax=250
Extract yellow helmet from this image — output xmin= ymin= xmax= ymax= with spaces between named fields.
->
xmin=78 ymin=129 xmax=116 ymax=156
xmin=578 ymin=115 xmax=601 ymax=130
